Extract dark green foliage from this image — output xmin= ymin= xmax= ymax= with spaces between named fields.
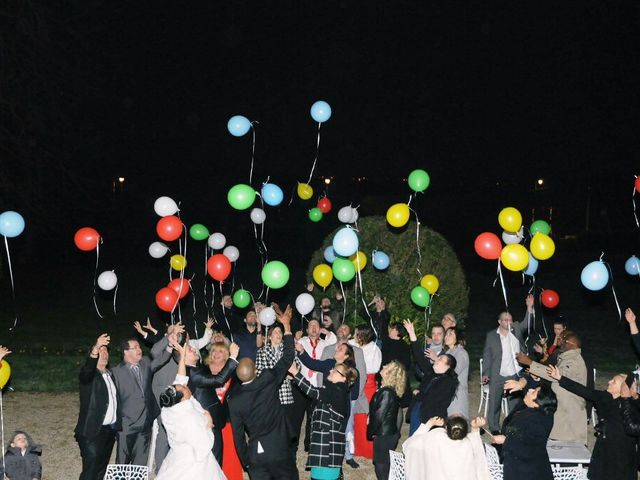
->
xmin=306 ymin=216 xmax=469 ymax=338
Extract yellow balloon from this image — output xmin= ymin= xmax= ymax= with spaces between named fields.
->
xmin=350 ymin=251 xmax=367 ymax=271
xmin=313 ymin=264 xmax=333 ymax=288
xmin=0 ymin=360 xmax=11 ymax=389
xmin=420 ymin=274 xmax=440 ymax=294
xmin=386 ymin=203 xmax=410 ymax=228
xmin=530 ymin=232 xmax=555 ymax=260
xmin=500 ymin=244 xmax=529 ymax=271
xmin=297 ymin=182 xmax=313 ymax=200
xmin=170 ymin=254 xmax=187 ymax=271
xmin=498 ymin=207 xmax=522 ymax=233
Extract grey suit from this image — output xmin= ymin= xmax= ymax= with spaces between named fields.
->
xmin=482 ymin=311 xmax=531 ymax=431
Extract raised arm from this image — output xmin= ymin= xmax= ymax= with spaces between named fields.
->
xmin=548 ymin=365 xmax=605 ymax=403
xmin=190 ymin=344 xmax=239 ymax=388
xmin=189 ymin=319 xmax=214 ymax=350
xmin=291 ymin=369 xmax=321 ymax=401
xmin=297 ymin=350 xmax=333 ymax=376
xmin=150 ymin=336 xmax=172 ymax=372
xmin=403 ymin=320 xmax=434 ymax=376
xmin=271 ymin=304 xmax=295 ymax=383
xmin=79 ymin=335 xmax=106 ymax=384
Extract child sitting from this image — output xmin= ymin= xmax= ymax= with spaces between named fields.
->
xmin=0 ymin=431 xmax=42 ymax=480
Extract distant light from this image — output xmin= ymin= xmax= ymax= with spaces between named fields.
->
xmin=118 ymin=177 xmax=125 ymax=183
xmin=537 ymin=178 xmax=544 ymax=186
xmin=324 ymin=178 xmax=331 ymax=185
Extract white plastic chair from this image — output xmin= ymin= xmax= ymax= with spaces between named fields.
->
xmin=484 ymin=443 xmax=504 ymax=480
xmin=389 ymin=450 xmax=406 ymax=480
xmin=478 ymin=359 xmax=509 ymax=417
xmin=551 ymin=465 xmax=588 ymax=480
xmin=103 ymin=464 xmax=149 ymax=480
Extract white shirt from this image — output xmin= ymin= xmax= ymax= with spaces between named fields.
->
xmin=298 ymin=332 xmax=337 ymax=387
xmin=101 ymin=371 xmax=118 ymax=425
xmin=350 ymin=340 xmax=382 ymax=374
xmin=497 ymin=328 xmax=521 ymax=377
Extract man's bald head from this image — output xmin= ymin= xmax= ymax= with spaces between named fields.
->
xmin=236 ymin=358 xmax=256 ymax=382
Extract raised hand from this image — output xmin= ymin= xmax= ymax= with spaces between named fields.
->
xmin=515 ymin=352 xmax=532 ymax=366
xmin=403 ymin=320 xmax=417 ymax=341
xmin=525 ymin=294 xmax=534 ymax=312
xmin=133 ymin=321 xmax=145 ymax=336
xmin=144 ymin=317 xmax=158 ymax=334
xmin=625 ymin=308 xmax=636 ymax=324
xmin=503 ymin=378 xmax=526 ymax=393
xmin=288 ymin=360 xmax=300 ymax=377
xmin=425 ymin=416 xmax=444 ymax=429
xmin=204 ymin=318 xmax=214 ymax=330
xmin=229 ymin=342 xmax=240 ymax=359
xmin=276 ymin=304 xmax=293 ymax=326
xmin=424 ymin=349 xmax=438 ymax=362
xmin=95 ymin=334 xmax=110 ymax=349
xmin=492 ymin=434 xmax=506 ymax=445
xmin=174 ymin=323 xmax=186 ymax=335
xmin=470 ymin=417 xmax=486 ymax=431
xmin=0 ymin=346 xmax=12 ymax=362
xmin=295 ymin=342 xmax=304 ymax=353
xmin=546 ymin=364 xmax=562 ymax=381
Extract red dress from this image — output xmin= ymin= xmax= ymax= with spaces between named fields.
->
xmin=353 ymin=373 xmax=377 ymax=459
xmin=217 ymin=379 xmax=244 ymax=480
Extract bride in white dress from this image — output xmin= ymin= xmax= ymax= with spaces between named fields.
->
xmin=156 ymin=339 xmax=227 ymax=480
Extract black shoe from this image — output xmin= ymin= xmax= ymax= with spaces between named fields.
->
xmin=345 ymin=458 xmax=359 ymax=469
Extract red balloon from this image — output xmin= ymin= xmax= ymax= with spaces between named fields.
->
xmin=156 ymin=287 xmax=178 ymax=312
xmin=207 ymin=254 xmax=232 ymax=282
xmin=156 ymin=216 xmax=183 ymax=242
xmin=74 ymin=227 xmax=100 ymax=251
xmin=474 ymin=232 xmax=502 ymax=260
xmin=317 ymin=197 xmax=332 ymax=214
xmin=541 ymin=289 xmax=560 ymax=308
xmin=635 ymin=177 xmax=640 ymax=193
xmin=167 ymin=278 xmax=190 ymax=299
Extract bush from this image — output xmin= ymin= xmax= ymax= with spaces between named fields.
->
xmin=306 ymin=216 xmax=469 ymax=339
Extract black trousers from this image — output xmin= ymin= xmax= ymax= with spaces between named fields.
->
xmin=373 ymin=433 xmax=400 ymax=480
xmin=76 ymin=425 xmax=116 ymax=480
xmin=290 ymin=384 xmax=314 ymax=451
xmin=116 ymin=429 xmax=151 ymax=465
xmin=212 ymin=426 xmax=223 ymax=465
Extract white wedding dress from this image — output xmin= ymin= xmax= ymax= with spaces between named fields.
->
xmin=156 ymin=396 xmax=227 ymax=480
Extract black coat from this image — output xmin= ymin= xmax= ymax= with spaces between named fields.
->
xmin=74 ymin=355 xmax=114 ymax=439
xmin=0 ymin=433 xmax=42 ymax=480
xmin=367 ymin=387 xmax=400 ymax=440
xmin=187 ymin=358 xmax=238 ymax=429
xmin=502 ymin=406 xmax=553 ymax=480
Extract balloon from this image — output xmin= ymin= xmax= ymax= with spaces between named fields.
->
xmin=332 ymin=258 xmax=356 ymax=282
xmin=323 ymin=246 xmax=336 ymax=263
xmin=259 ymin=307 xmax=276 ymax=326
xmin=208 ymin=232 xmax=226 ymax=250
xmin=153 ymin=196 xmax=179 ymax=217
xmin=0 ymin=360 xmax=11 ymax=388
xmin=227 ymin=115 xmax=251 ymax=137
xmin=308 ymin=207 xmax=323 ymax=222
xmin=74 ymin=227 xmax=101 ymax=251
xmin=156 ymin=287 xmax=179 ymax=312
xmin=420 ymin=274 xmax=439 ymax=295
xmin=0 ymin=211 xmax=25 ymax=238
xmin=295 ymin=293 xmax=315 ymax=315
xmin=233 ymin=289 xmax=252 ymax=308
xmin=167 ymin=278 xmax=190 ymax=299
xmin=333 ymin=227 xmax=359 ymax=257
xmin=500 ymin=244 xmax=529 ymax=271
xmin=407 ymin=169 xmax=430 ymax=193
xmin=156 ymin=216 xmax=183 ymax=242
xmin=581 ymin=261 xmax=609 ymax=291
xmin=386 ymin=203 xmax=410 ymax=228
xmin=97 ymin=271 xmax=117 ymax=291
xmin=541 ymin=289 xmax=560 ymax=308
xmin=372 ymin=250 xmax=390 ymax=270
xmin=170 ymin=254 xmax=187 ymax=271
xmin=148 ymin=241 xmax=169 ymax=259
xmin=625 ymin=255 xmax=640 ymax=276
xmin=313 ymin=264 xmax=333 ymax=288
xmin=261 ymin=261 xmax=290 ymax=289
xmin=227 ymin=184 xmax=256 ymax=210
xmin=502 ymin=230 xmax=523 ymax=245
xmin=350 ymin=251 xmax=367 ymax=271
xmin=223 ymin=245 xmax=240 ymax=262
xmin=474 ymin=232 xmax=501 ymax=260
xmin=530 ymin=233 xmax=555 ymax=260
xmin=261 ymin=183 xmax=284 ymax=207
xmin=498 ymin=207 xmax=522 ymax=233
xmin=350 ymin=208 xmax=359 ymax=223
xmin=189 ymin=224 xmax=209 ymax=241
xmin=523 ymin=254 xmax=539 ymax=276
xmin=207 ymin=254 xmax=232 ymax=282
xmin=530 ymin=220 xmax=551 ymax=236
xmin=635 ymin=177 xmax=640 ymax=193
xmin=297 ymin=183 xmax=313 ymax=200
xmin=338 ymin=206 xmax=355 ymax=223
xmin=317 ymin=197 xmax=332 ymax=214
xmin=250 ymin=208 xmax=266 ymax=225
xmin=310 ymin=100 xmax=332 ymax=123
xmin=411 ymin=286 xmax=430 ymax=308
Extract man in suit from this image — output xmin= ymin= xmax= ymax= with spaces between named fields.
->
xmin=111 ymin=335 xmax=171 ymax=465
xmin=227 ymin=304 xmax=298 ymax=480
xmin=482 ymin=294 xmax=534 ymax=433
xmin=75 ymin=333 xmax=118 ymax=480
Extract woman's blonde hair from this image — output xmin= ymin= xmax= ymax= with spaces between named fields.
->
xmin=381 ymin=360 xmax=407 ymax=398
xmin=204 ymin=341 xmax=229 ymax=365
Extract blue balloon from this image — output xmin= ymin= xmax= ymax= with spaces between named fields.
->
xmin=372 ymin=251 xmax=390 ymax=270
xmin=523 ymin=254 xmax=539 ymax=276
xmin=261 ymin=183 xmax=284 ymax=207
xmin=332 ymin=227 xmax=358 ymax=257
xmin=580 ymin=261 xmax=609 ymax=291
xmin=0 ymin=211 xmax=25 ymax=238
xmin=625 ymin=255 xmax=640 ymax=276
xmin=323 ymin=246 xmax=337 ymax=263
xmin=227 ymin=115 xmax=251 ymax=137
xmin=310 ymin=101 xmax=332 ymax=123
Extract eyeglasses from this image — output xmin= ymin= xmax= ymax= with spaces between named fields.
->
xmin=331 ymin=368 xmax=346 ymax=379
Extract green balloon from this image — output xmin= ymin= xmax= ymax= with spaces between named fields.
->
xmin=233 ymin=289 xmax=251 ymax=308
xmin=261 ymin=260 xmax=290 ymax=289
xmin=189 ymin=223 xmax=210 ymax=241
xmin=530 ymin=220 xmax=551 ymax=236
xmin=408 ymin=169 xmax=430 ymax=193
xmin=309 ymin=207 xmax=323 ymax=222
xmin=227 ymin=184 xmax=256 ymax=210
xmin=332 ymin=257 xmax=356 ymax=282
xmin=410 ymin=286 xmax=430 ymax=308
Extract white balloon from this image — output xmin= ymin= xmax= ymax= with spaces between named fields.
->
xmin=153 ymin=196 xmax=179 ymax=217
xmin=349 ymin=208 xmax=359 ymax=224
xmin=208 ymin=232 xmax=226 ymax=250
xmin=338 ymin=206 xmax=354 ymax=223
xmin=250 ymin=208 xmax=266 ymax=225
xmin=223 ymin=245 xmax=240 ymax=262
xmin=148 ymin=241 xmax=169 ymax=258
xmin=259 ymin=307 xmax=276 ymax=326
xmin=501 ymin=230 xmax=522 ymax=245
xmin=97 ymin=270 xmax=118 ymax=291
xmin=295 ymin=293 xmax=315 ymax=316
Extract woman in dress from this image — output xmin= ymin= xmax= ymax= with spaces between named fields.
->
xmin=437 ymin=326 xmax=469 ymax=418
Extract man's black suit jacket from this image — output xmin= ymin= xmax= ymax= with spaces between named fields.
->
xmin=75 ymin=355 xmax=113 ymax=439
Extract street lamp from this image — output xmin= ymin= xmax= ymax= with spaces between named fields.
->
xmin=324 ymin=178 xmax=331 ymax=185
xmin=537 ymin=178 xmax=544 ymax=186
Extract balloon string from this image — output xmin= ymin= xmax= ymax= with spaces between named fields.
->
xmin=493 ymin=259 xmax=509 ymax=310
xmin=113 ymin=283 xmax=118 ymax=316
xmin=249 ymin=122 xmax=258 ymax=185
xmin=339 ymin=282 xmax=347 ymax=325
xmin=173 ymin=224 xmax=188 ymax=316
xmin=192 ymin=282 xmax=199 ymax=341
xmin=306 ymin=122 xmax=322 ymax=184
xmin=633 ymin=180 xmax=639 ymax=228
xmin=0 ymin=389 xmax=5 ymax=475
xmin=408 ymin=206 xmax=422 ymax=278
xmin=3 ymin=237 xmax=18 ymax=330
xmin=219 ymin=282 xmax=233 ymax=343
xmin=203 ymin=244 xmax=209 ymax=315
xmin=92 ymin=241 xmax=104 ymax=319
xmin=604 ymin=260 xmax=622 ymax=320
xmin=355 ymin=253 xmax=377 ymax=339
